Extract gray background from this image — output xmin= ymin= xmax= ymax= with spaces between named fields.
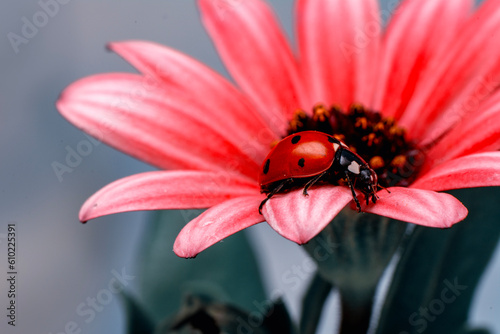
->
xmin=0 ymin=1 xmax=498 ymax=333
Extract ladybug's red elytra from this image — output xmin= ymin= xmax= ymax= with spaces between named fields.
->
xmin=258 ymin=131 xmax=379 ymax=214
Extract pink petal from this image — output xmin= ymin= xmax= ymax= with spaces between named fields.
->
xmin=401 ymin=1 xmax=500 ymax=140
xmin=262 ymin=185 xmax=354 ymax=244
xmin=421 ymin=54 xmax=500 ymax=146
xmin=198 ymin=0 xmax=305 ymax=132
xmin=108 ymin=41 xmax=277 ymax=155
xmin=411 ymin=152 xmax=500 ymax=191
xmin=426 ymin=91 xmax=500 ymax=165
xmin=173 ymin=195 xmax=264 ymax=258
xmin=374 ymin=0 xmax=472 ymax=119
xmin=361 ymin=187 xmax=467 ymax=228
xmin=297 ymin=0 xmax=381 ymax=109
xmin=80 ymin=171 xmax=259 ymax=222
xmin=57 ymin=73 xmax=262 ymax=180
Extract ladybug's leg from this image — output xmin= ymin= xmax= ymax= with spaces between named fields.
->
xmin=377 ymin=184 xmax=391 ymax=194
xmin=361 ymin=186 xmax=378 ymax=205
xmin=344 ymin=172 xmax=362 ymax=212
xmin=367 ymin=194 xmax=374 ymax=205
xmin=371 ymin=187 xmax=379 ymax=204
xmin=302 ymin=171 xmax=327 ymax=197
xmin=259 ymin=178 xmax=292 ymax=214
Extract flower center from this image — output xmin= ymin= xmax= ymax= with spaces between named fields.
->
xmin=286 ymin=104 xmax=424 ymax=188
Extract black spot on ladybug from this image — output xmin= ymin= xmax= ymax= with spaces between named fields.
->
xmin=291 ymin=135 xmax=301 ymax=144
xmin=327 ymin=136 xmax=336 ymax=143
xmin=298 ymin=158 xmax=305 ymax=168
xmin=263 ymin=159 xmax=270 ymax=174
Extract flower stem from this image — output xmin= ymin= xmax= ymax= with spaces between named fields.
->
xmin=300 ymin=272 xmax=333 ymax=334
xmin=301 ymin=208 xmax=407 ymax=333
xmin=338 ymin=286 xmax=375 ymax=334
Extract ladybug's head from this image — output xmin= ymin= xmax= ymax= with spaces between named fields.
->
xmin=358 ymin=166 xmax=378 ymax=204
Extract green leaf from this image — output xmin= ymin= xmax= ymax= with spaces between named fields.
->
xmin=299 ymin=273 xmax=333 ymax=334
xmin=460 ymin=329 xmax=491 ymax=334
xmin=154 ymin=294 xmax=295 ymax=334
xmin=121 ymin=291 xmax=155 ymax=334
xmin=264 ymin=299 xmax=297 ymax=334
xmin=376 ymin=187 xmax=500 ymax=334
xmin=135 ymin=209 xmax=268 ymax=324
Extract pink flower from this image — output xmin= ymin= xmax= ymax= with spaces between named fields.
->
xmin=57 ymin=0 xmax=500 ymax=258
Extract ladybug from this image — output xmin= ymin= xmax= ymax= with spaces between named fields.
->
xmin=258 ymin=131 xmax=379 ymax=214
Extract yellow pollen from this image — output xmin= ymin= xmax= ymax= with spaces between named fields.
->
xmin=384 ymin=117 xmax=395 ymax=127
xmin=363 ymin=133 xmax=377 ymax=146
xmin=355 ymin=117 xmax=368 ymax=130
xmin=374 ymin=121 xmax=386 ymax=132
xmin=289 ymin=120 xmax=302 ymax=131
xmin=289 ymin=109 xmax=307 ymax=131
xmin=333 ymin=134 xmax=345 ymax=142
xmin=312 ymin=104 xmax=330 ymax=122
xmin=369 ymin=156 xmax=385 ymax=169
xmin=389 ymin=126 xmax=405 ymax=136
xmin=391 ymin=155 xmax=407 ymax=167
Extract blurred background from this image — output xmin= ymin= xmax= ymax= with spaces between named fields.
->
xmin=0 ymin=1 xmax=498 ymax=333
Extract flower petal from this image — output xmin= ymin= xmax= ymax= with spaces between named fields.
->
xmin=173 ymin=196 xmax=264 ymax=258
xmin=362 ymin=188 xmax=467 ymax=228
xmin=80 ymin=171 xmax=259 ymax=222
xmin=374 ymin=0 xmax=472 ymax=119
xmin=57 ymin=73 xmax=262 ymax=180
xmin=198 ymin=0 xmax=305 ymax=132
xmin=108 ymin=40 xmax=277 ymax=154
xmin=262 ymin=185 xmax=354 ymax=244
xmin=426 ymin=91 xmax=500 ymax=166
xmin=297 ymin=0 xmax=381 ymax=109
xmin=401 ymin=1 xmax=500 ymax=140
xmin=412 ymin=152 xmax=500 ymax=191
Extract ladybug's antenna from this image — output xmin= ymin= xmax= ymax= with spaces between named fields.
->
xmin=377 ymin=184 xmax=391 ymax=194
